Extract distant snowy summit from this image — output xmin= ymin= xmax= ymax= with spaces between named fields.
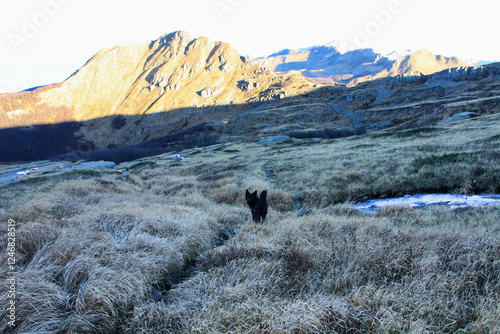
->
xmin=464 ymin=58 xmax=498 ymax=66
xmin=324 ymin=40 xmax=357 ymax=54
xmin=385 ymin=49 xmax=413 ymax=60
xmin=324 ymin=40 xmax=413 ymax=60
xmin=256 ymin=42 xmax=471 ymax=86
xmin=320 ymin=42 xmax=497 ymax=66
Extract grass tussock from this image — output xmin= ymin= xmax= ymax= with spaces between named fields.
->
xmin=1 ymin=114 xmax=499 ymax=333
xmin=129 ymin=212 xmax=500 ymax=333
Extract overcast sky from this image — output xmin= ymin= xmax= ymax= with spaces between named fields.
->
xmin=1 ymin=0 xmax=498 ymax=93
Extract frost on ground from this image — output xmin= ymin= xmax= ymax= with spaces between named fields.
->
xmin=353 ymin=193 xmax=500 ymax=212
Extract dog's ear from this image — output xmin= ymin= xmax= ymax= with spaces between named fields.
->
xmin=252 ymin=190 xmax=258 ymax=197
xmin=246 ymin=189 xmax=250 ymax=196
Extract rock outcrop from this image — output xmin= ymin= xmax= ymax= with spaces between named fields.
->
xmin=0 ymin=31 xmax=314 ymax=152
xmin=429 ymin=66 xmax=485 ymax=81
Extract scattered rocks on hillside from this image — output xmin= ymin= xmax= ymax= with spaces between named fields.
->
xmin=237 ymin=80 xmax=260 ymax=92
xmin=159 ymin=84 xmax=178 ymax=95
xmin=219 ymin=62 xmax=232 ymax=73
xmin=430 ymin=66 xmax=484 ymax=81
xmin=240 ymin=55 xmax=252 ymax=63
xmin=206 ymin=64 xmax=216 ymax=73
xmin=149 ymin=74 xmax=165 ymax=92
xmin=258 ymin=91 xmax=287 ymax=102
xmin=198 ymin=88 xmax=221 ymax=98
xmin=147 ymin=73 xmax=180 ymax=97
xmin=199 ymin=89 xmax=213 ymax=98
xmin=343 ymin=94 xmax=364 ymax=103
xmin=389 ymin=72 xmax=424 ymax=85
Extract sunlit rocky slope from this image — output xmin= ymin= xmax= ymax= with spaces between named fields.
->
xmin=0 ymin=31 xmax=498 ymax=163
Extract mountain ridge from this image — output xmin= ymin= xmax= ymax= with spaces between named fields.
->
xmin=0 ymin=31 xmax=316 ymax=151
xmin=256 ymin=45 xmax=471 ymax=86
xmin=1 ymin=31 xmax=499 ymax=163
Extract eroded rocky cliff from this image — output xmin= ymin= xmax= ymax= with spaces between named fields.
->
xmin=0 ymin=31 xmax=315 ymax=150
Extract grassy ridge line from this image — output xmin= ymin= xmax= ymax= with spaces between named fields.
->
xmin=0 ymin=114 xmax=499 ymax=333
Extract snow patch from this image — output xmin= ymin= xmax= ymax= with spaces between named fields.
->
xmin=353 ymin=194 xmax=500 ymax=212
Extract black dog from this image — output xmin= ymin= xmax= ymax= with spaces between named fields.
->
xmin=245 ymin=189 xmax=268 ymax=223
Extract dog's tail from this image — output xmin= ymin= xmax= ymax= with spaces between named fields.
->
xmin=260 ymin=190 xmax=267 ymax=200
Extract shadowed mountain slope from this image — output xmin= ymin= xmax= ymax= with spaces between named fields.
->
xmin=0 ymin=31 xmax=498 ymax=163
xmin=0 ymin=31 xmax=316 ymax=149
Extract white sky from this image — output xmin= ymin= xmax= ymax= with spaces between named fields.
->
xmin=0 ymin=0 xmax=498 ymax=93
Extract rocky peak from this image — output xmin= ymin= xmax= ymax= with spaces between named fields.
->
xmin=152 ymin=30 xmax=192 ymax=48
xmin=0 ymin=30 xmax=314 ymax=151
xmin=391 ymin=49 xmax=471 ymax=76
xmin=325 ymin=40 xmax=356 ymax=54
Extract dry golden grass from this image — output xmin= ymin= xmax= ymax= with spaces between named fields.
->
xmin=1 ymin=114 xmax=499 ymax=333
xmin=269 ymin=114 xmax=500 ymax=206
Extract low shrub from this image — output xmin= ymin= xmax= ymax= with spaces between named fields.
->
xmin=411 ymin=152 xmax=480 ymax=170
xmin=288 ymin=127 xmax=366 ymax=140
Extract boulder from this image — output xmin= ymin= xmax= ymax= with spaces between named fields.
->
xmin=199 ymin=88 xmax=215 ymax=98
xmin=237 ymin=80 xmax=254 ymax=92
xmin=219 ymin=63 xmax=232 ymax=73
xmin=240 ymin=55 xmax=252 ymax=63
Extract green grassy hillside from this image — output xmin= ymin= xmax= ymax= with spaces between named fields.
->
xmin=1 ymin=114 xmax=499 ymax=333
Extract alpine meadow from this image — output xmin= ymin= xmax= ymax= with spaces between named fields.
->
xmin=1 ymin=29 xmax=500 ymax=333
